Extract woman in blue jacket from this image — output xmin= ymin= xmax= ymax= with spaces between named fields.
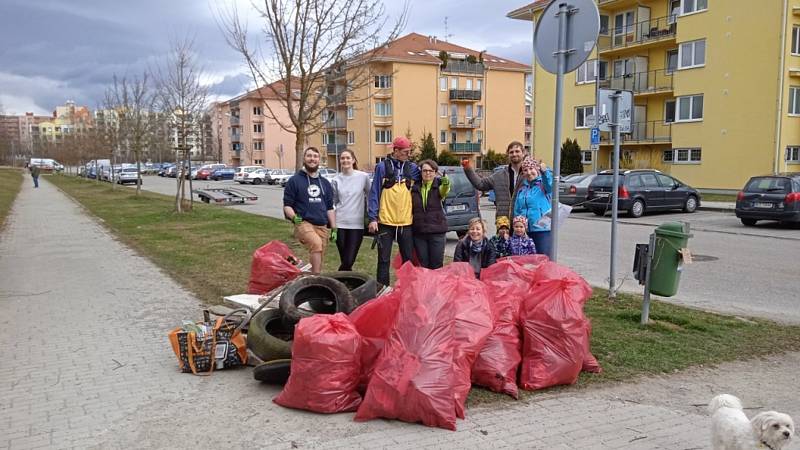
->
xmin=513 ymin=156 xmax=553 ymax=256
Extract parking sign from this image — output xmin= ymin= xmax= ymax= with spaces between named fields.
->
xmin=590 ymin=127 xmax=600 ymax=145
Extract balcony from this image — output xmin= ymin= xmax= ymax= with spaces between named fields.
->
xmin=326 ymin=92 xmax=346 ymax=106
xmin=230 ymin=131 xmax=241 ymax=142
xmin=598 ymin=15 xmax=676 ymax=55
xmin=441 ymin=61 xmax=485 ymax=74
xmin=599 ymin=121 xmax=671 ymax=145
xmin=326 ymin=143 xmax=348 ymax=153
xmin=326 ymin=67 xmax=346 ymax=80
xmin=449 ymin=142 xmax=482 ymax=153
xmin=449 ymin=89 xmax=482 ymax=102
xmin=325 ymin=118 xmax=347 ymax=129
xmin=373 ymin=117 xmax=393 ymax=126
xmin=229 ymin=116 xmax=240 ymax=126
xmin=449 ymin=116 xmax=482 ymax=129
xmin=599 ymin=69 xmax=673 ymax=96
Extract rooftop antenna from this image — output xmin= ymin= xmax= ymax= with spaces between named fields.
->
xmin=444 ymin=16 xmax=454 ymax=42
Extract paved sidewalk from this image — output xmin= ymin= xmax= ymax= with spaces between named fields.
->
xmin=1 ymin=177 xmax=798 ymax=450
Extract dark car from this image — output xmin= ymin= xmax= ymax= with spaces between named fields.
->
xmin=735 ymin=173 xmax=800 ymax=226
xmin=440 ymin=166 xmax=480 ymax=237
xmin=586 ymin=169 xmax=700 ymax=218
xmin=558 ymin=173 xmax=597 ymax=208
xmin=211 ymin=168 xmax=236 ymax=181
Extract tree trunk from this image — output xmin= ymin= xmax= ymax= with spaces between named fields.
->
xmin=294 ymin=129 xmax=305 ymax=171
xmin=135 ymin=154 xmax=142 ymax=196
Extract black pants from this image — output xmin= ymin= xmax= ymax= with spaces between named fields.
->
xmin=376 ymin=224 xmax=414 ymax=286
xmin=413 ymin=232 xmax=446 ymax=269
xmin=336 ymin=228 xmax=365 ymax=271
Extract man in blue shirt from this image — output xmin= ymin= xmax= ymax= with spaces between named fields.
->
xmin=283 ymin=147 xmax=336 ymax=274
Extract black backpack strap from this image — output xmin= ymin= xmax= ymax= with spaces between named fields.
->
xmin=382 ymin=158 xmax=396 ymax=189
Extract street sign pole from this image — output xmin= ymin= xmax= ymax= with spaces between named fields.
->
xmin=609 ymin=91 xmax=621 ymax=298
xmin=549 ymin=2 xmax=569 ymax=263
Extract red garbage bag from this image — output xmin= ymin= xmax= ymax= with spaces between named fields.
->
xmin=519 ymin=261 xmax=594 ymax=391
xmin=349 ymin=288 xmax=402 ymax=389
xmin=439 ymin=262 xmax=493 ymax=419
xmin=582 ymin=322 xmax=602 ymax=373
xmin=248 ymin=241 xmax=302 ymax=294
xmin=274 ymin=313 xmax=362 ymax=413
xmin=355 ymin=266 xmax=459 ymax=430
xmin=471 ymin=259 xmax=539 ymax=399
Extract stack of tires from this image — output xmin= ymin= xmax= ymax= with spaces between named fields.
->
xmin=249 ymin=272 xmax=377 ymax=384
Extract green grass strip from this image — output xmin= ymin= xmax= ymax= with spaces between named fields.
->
xmin=0 ymin=168 xmax=24 ymax=230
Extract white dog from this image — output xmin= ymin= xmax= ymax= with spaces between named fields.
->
xmin=709 ymin=394 xmax=795 ymax=450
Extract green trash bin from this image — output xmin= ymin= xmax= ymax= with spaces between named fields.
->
xmin=649 ymin=222 xmax=692 ymax=297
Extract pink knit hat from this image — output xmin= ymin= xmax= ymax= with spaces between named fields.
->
xmin=521 ymin=157 xmax=538 ymax=172
xmin=513 ymin=215 xmax=528 ymax=229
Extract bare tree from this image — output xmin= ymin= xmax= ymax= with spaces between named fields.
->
xmin=104 ymin=73 xmax=156 ymax=195
xmin=153 ymin=37 xmax=208 ymax=212
xmin=219 ymin=0 xmax=407 ymax=169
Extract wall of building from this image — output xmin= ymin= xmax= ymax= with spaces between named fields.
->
xmin=484 ymin=69 xmax=527 ymax=156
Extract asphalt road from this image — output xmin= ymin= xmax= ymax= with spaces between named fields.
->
xmin=134 ymin=175 xmax=800 ymax=323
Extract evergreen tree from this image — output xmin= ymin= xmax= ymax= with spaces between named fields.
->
xmin=415 ymin=132 xmax=437 ymax=162
xmin=436 ymin=150 xmax=460 ymax=166
xmin=560 ymin=138 xmax=584 ymax=175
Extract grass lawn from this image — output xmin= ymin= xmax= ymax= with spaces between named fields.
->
xmin=0 ymin=168 xmax=24 ymax=230
xmin=49 ymin=174 xmax=800 ymax=403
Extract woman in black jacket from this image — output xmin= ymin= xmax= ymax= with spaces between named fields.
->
xmin=453 ymin=217 xmax=497 ymax=278
xmin=410 ymin=160 xmax=450 ymax=269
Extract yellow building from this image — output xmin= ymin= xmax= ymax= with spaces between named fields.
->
xmin=322 ymin=33 xmax=530 ymax=171
xmin=509 ymin=0 xmax=800 ymax=191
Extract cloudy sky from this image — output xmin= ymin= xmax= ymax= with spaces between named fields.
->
xmin=0 ymin=0 xmax=534 ymax=116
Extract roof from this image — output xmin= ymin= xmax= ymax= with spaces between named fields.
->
xmin=358 ymin=32 xmax=529 ymax=72
xmin=227 ymin=77 xmax=302 ymax=104
xmin=507 ymin=0 xmax=549 ymax=20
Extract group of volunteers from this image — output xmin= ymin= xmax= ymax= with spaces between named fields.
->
xmin=282 ymin=137 xmax=553 ymax=284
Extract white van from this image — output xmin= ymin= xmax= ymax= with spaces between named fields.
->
xmin=29 ymin=158 xmax=64 ymax=173
xmin=233 ymin=165 xmax=262 ymax=183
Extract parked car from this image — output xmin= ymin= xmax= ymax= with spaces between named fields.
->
xmin=319 ymin=168 xmax=337 ymax=180
xmin=440 ymin=166 xmax=480 ymax=237
xmin=211 ymin=168 xmax=236 ymax=181
xmin=166 ymin=165 xmax=179 ymax=178
xmin=115 ymin=167 xmax=141 ymax=185
xmin=158 ymin=164 xmax=174 ymax=177
xmin=242 ymin=168 xmax=270 ymax=185
xmin=270 ymin=169 xmax=294 ymax=186
xmin=234 ymin=165 xmax=262 ymax=183
xmin=195 ymin=163 xmax=226 ymax=180
xmin=558 ymin=173 xmax=597 ymax=208
xmin=586 ymin=169 xmax=700 ymax=218
xmin=735 ymin=173 xmax=800 ymax=226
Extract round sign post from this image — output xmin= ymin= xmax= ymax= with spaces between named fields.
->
xmin=533 ymin=0 xmax=599 ymax=262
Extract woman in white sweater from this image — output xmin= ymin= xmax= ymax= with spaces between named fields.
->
xmin=331 ymin=149 xmax=371 ymax=271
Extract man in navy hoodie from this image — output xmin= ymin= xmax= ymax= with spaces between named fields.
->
xmin=283 ymin=147 xmax=336 ymax=274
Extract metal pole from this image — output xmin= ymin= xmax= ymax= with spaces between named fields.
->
xmin=641 ymin=232 xmax=656 ymax=325
xmin=609 ymin=91 xmax=621 ymax=298
xmin=550 ymin=2 xmax=570 ymax=263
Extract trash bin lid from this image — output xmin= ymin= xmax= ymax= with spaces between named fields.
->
xmin=655 ymin=222 xmax=692 ymax=238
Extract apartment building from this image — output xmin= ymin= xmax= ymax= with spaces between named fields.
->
xmin=0 ymin=112 xmax=50 ymax=155
xmin=322 ymin=33 xmax=529 ymax=170
xmin=214 ymin=81 xmax=299 ymax=169
xmin=509 ymin=0 xmax=800 ymax=190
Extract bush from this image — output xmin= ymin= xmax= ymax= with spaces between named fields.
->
xmin=415 ymin=133 xmax=437 ymax=163
xmin=560 ymin=138 xmax=583 ymax=175
xmin=437 ymin=151 xmax=460 ymax=167
xmin=482 ymin=149 xmax=506 ymax=170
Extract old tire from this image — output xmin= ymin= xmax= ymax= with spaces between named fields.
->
xmin=252 ymin=359 xmax=292 ymax=384
xmin=253 ymin=178 xmax=262 ymax=185
xmin=279 ymin=276 xmax=355 ymax=324
xmin=741 ymin=218 xmax=757 ymax=226
xmin=246 ymin=308 xmax=293 ymax=362
xmin=317 ymin=271 xmax=378 ymax=307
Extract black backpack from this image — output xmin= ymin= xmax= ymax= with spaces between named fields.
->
xmin=381 ymin=157 xmax=413 ymax=190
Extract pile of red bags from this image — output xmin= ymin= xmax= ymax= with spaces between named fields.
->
xmin=273 ymin=313 xmax=362 ymax=413
xmin=248 ymin=241 xmax=301 ymax=294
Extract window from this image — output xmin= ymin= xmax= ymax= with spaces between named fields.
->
xmin=665 ymin=100 xmax=676 ymax=123
xmin=440 ymin=130 xmax=447 ymax=144
xmin=656 ymin=174 xmax=677 ymax=188
xmin=254 ymin=159 xmax=263 ymax=165
xmin=375 ymin=129 xmax=392 ymax=143
xmin=374 ymin=75 xmax=392 ymax=88
xmin=476 ymin=130 xmax=483 ymax=142
xmin=466 ymin=79 xmax=473 ymax=90
xmin=253 ymin=123 xmax=263 ymax=133
xmin=477 ymin=79 xmax=483 ymax=92
xmin=465 ymin=104 xmax=473 ymax=118
xmin=598 ymin=60 xmax=608 ymax=80
xmin=451 ymin=131 xmax=457 ymax=142
xmin=786 ymin=146 xmax=800 ymax=162
xmin=582 ymin=151 xmax=592 ymax=163
xmin=375 ymin=102 xmax=392 ymax=116
xmin=575 ymin=106 xmax=594 ymax=128
xmin=525 ymin=104 xmax=532 ymax=114
xmin=676 ymin=95 xmax=703 ymax=121
xmin=348 ymin=131 xmax=355 ymax=145
xmin=666 ymin=49 xmax=679 ymax=74
xmin=793 ymin=26 xmax=800 ymax=56
xmin=466 ymin=130 xmax=473 ymax=142
xmin=664 ymin=147 xmax=702 ymax=163
xmin=679 ymin=40 xmax=705 ymax=69
xmin=682 ymin=0 xmax=707 ymax=15
xmin=440 ymin=103 xmax=448 ymax=117
xmin=641 ymin=173 xmax=660 ymax=187
xmin=477 ymin=105 xmax=483 ymax=118
xmin=322 ymin=134 xmax=329 ymax=145
xmin=789 ymin=86 xmax=800 ymax=115
xmin=450 ymin=77 xmax=458 ymax=89
xmin=253 ymin=106 xmax=262 ymax=115
xmin=576 ymin=59 xmax=597 ymax=84
xmin=599 ymin=15 xmax=609 ymax=35
xmin=253 ymin=141 xmax=264 ymax=150
xmin=669 ymin=0 xmax=681 ymax=21
xmin=439 ymin=77 xmax=447 ymax=91
xmin=347 ymin=105 xmax=354 ymax=119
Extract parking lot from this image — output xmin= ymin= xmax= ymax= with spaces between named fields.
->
xmin=132 ymin=174 xmax=800 ymax=323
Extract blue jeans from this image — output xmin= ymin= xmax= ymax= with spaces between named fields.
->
xmin=527 ymin=231 xmax=552 ymax=258
xmin=32 ymin=175 xmax=39 ymax=188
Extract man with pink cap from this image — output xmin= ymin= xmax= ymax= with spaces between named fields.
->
xmin=367 ymin=136 xmax=421 ymax=286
